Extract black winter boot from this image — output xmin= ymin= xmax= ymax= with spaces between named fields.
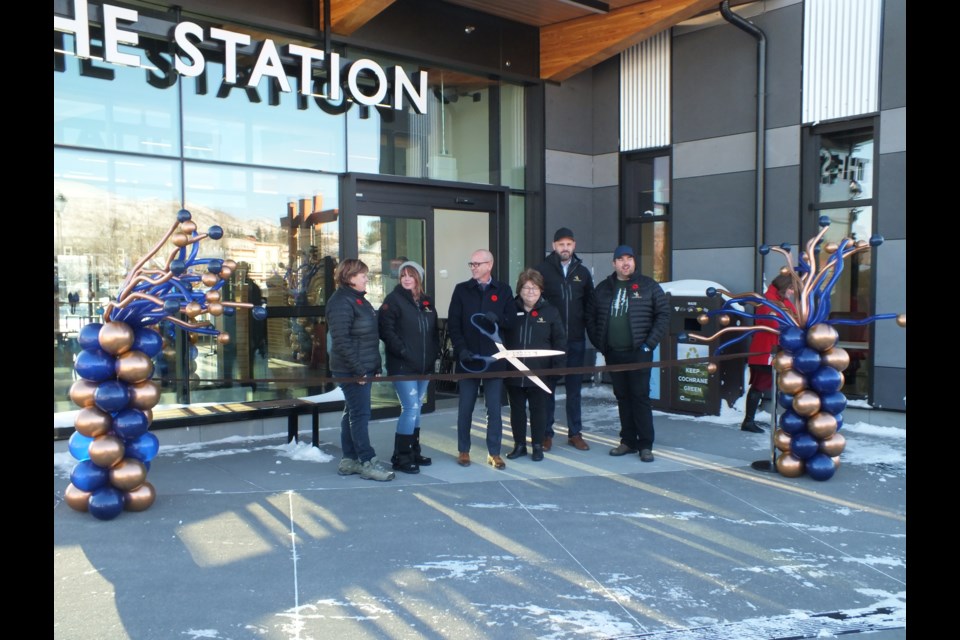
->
xmin=392 ymin=434 xmax=420 ymax=474
xmin=741 ymin=387 xmax=766 ymax=433
xmin=413 ymin=428 xmax=432 ymax=466
xmin=531 ymin=444 xmax=544 ymax=462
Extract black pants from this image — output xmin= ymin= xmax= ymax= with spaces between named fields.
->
xmin=506 ymin=384 xmax=549 ymax=447
xmin=606 ymin=348 xmax=655 ymax=451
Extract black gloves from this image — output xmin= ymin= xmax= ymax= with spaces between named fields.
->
xmin=484 ymin=311 xmax=499 ymax=325
xmin=459 ymin=348 xmax=475 ymax=362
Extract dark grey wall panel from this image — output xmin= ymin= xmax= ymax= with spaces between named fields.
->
xmin=544 ymin=184 xmax=599 ymax=249
xmin=673 ymin=172 xmax=756 ymax=249
xmin=881 ymin=0 xmax=907 ymax=110
xmin=545 ymin=72 xmax=594 ymax=154
xmin=874 ymin=238 xmax=906 ymax=367
xmin=592 ymin=57 xmax=620 ymax=155
xmin=591 ymin=186 xmax=620 ymax=251
xmin=764 ymin=165 xmax=801 ymax=245
xmin=672 ymin=247 xmax=756 ymax=294
xmin=872 ymin=367 xmax=906 ymax=412
xmin=877 ymin=152 xmax=906 ymax=240
xmin=753 ymin=3 xmax=803 ymax=129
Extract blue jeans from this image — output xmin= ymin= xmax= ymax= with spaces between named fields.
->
xmin=457 ymin=377 xmax=504 ymax=455
xmin=393 ymin=379 xmax=429 ymax=435
xmin=334 ymin=371 xmax=376 ymax=463
xmin=545 ymin=339 xmax=585 ymax=438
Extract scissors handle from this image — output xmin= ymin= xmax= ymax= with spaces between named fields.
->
xmin=469 ymin=313 xmax=502 ymax=343
xmin=458 ymin=354 xmax=497 ymax=373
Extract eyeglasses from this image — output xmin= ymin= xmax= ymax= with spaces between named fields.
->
xmin=520 ymin=286 xmax=540 ymax=293
xmin=467 ymin=261 xmax=490 ymax=268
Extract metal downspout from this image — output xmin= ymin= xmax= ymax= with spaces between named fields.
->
xmin=720 ymin=1 xmax=767 ymax=294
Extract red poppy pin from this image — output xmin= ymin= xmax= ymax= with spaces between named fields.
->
xmin=491 ymin=294 xmax=498 ymax=302
xmin=356 ymin=298 xmax=363 ymax=304
xmin=381 ymin=302 xmax=389 ymax=310
xmin=531 ymin=310 xmax=538 ymax=317
xmin=422 ymin=300 xmax=430 ymax=307
xmin=631 ymin=284 xmax=639 ymax=291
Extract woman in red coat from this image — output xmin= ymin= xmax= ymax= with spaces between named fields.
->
xmin=742 ymin=273 xmax=797 ymax=432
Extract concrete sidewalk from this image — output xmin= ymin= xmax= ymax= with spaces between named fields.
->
xmin=54 ymin=389 xmax=906 ymax=640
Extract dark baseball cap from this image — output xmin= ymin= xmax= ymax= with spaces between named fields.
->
xmin=554 ymin=227 xmax=575 ymax=242
xmin=613 ymin=245 xmax=635 ymax=260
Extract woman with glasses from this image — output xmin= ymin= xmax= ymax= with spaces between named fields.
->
xmin=379 ymin=260 xmax=440 ymax=474
xmin=502 ymin=268 xmax=567 ymax=461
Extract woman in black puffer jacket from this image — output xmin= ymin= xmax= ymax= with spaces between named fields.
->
xmin=326 ymin=259 xmax=394 ymax=482
xmin=379 ymin=260 xmax=441 ymax=474
xmin=501 ymin=268 xmax=567 ymax=462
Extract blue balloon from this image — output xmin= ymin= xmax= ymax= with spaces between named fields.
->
xmin=189 ymin=345 xmax=199 ymax=360
xmin=792 ymin=347 xmax=822 ymax=374
xmin=779 ymin=410 xmax=807 ymax=435
xmin=126 ymin=432 xmax=160 ymax=462
xmin=809 ymin=366 xmax=843 ymax=394
xmin=113 ymin=409 xmax=150 ymax=440
xmin=177 ymin=208 xmax=192 ymax=222
xmin=791 ymin=433 xmax=819 ymax=460
xmin=779 ymin=327 xmax=806 ymax=353
xmin=222 ymin=305 xmax=235 ymax=316
xmin=170 ymin=259 xmax=187 ymax=276
xmin=163 ymin=298 xmax=181 ymax=315
xmin=207 ymin=259 xmax=223 ymax=273
xmin=71 ymin=460 xmax=109 ymax=492
xmin=88 ymin=487 xmax=125 ymax=520
xmin=94 ymin=380 xmax=130 ymax=413
xmin=835 ymin=412 xmax=844 ymax=431
xmin=806 ymin=453 xmax=837 ymax=481
xmin=78 ymin=323 xmax=104 ymax=351
xmin=758 ymin=244 xmax=770 ymax=255
xmin=208 ymin=225 xmax=223 ymax=239
xmin=777 ymin=391 xmax=795 ymax=410
xmin=68 ymin=432 xmax=94 ymax=461
xmin=252 ymin=307 xmax=267 ymax=321
xmin=132 ymin=329 xmax=163 ymax=358
xmin=705 ymin=287 xmax=718 ymax=297
xmin=75 ymin=350 xmax=117 ymax=382
xmin=820 ymin=391 xmax=848 ymax=415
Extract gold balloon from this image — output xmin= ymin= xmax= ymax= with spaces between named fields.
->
xmin=821 ymin=347 xmax=850 ymax=371
xmin=180 ymin=220 xmax=197 ymax=234
xmin=75 ymin=407 xmax=112 ymax=438
xmin=776 ymin=453 xmax=805 ymax=477
xmin=124 ymin=482 xmax=157 ymax=512
xmin=792 ymin=390 xmax=821 ymax=416
xmin=222 ymin=259 xmax=237 ymax=270
xmin=88 ymin=435 xmax=125 ymax=468
xmin=207 ymin=302 xmax=223 ymax=316
xmin=189 ymin=332 xmax=199 ymax=343
xmin=69 ymin=379 xmax=99 ymax=408
xmin=807 ymin=412 xmax=838 ymax=439
xmin=64 ymin=483 xmax=91 ymax=512
xmin=162 ymin=345 xmax=176 ymax=361
xmin=773 ymin=351 xmax=794 ymax=373
xmin=220 ymin=266 xmax=233 ymax=278
xmin=706 ymin=362 xmax=718 ymax=374
xmin=217 ymin=333 xmax=231 ymax=345
xmin=143 ymin=409 xmax=153 ymax=426
xmin=110 ymin=459 xmax=148 ymax=491
xmin=171 ymin=232 xmax=189 ymax=247
xmin=718 ymin=314 xmax=731 ymax=327
xmin=129 ymin=380 xmax=161 ymax=410
xmin=856 ymin=239 xmax=869 ymax=248
xmin=779 ymin=266 xmax=792 ymax=275
xmin=806 ymin=323 xmax=839 ymax=351
xmin=778 ymin=369 xmax=807 ymax=395
xmin=819 ymin=432 xmax=847 ymax=456
xmin=831 ymin=456 xmax=842 ymax=469
xmin=823 ymin=241 xmax=839 ymax=254
xmin=774 ymin=428 xmax=792 ymax=452
xmin=896 ymin=314 xmax=906 ymax=327
xmin=98 ymin=321 xmax=135 ymax=355
xmin=697 ymin=313 xmax=709 ymax=325
xmin=116 ymin=350 xmax=154 ymax=384
xmin=202 ymin=272 xmax=219 ymax=287
xmin=205 ymin=290 xmax=221 ymax=303
xmin=185 ymin=302 xmax=203 ymax=318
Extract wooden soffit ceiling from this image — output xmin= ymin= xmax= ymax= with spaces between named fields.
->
xmin=319 ymin=0 xmax=726 ymax=83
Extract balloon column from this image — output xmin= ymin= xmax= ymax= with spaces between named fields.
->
xmin=684 ymin=216 xmax=905 ymax=481
xmin=64 ymin=209 xmax=267 ymax=519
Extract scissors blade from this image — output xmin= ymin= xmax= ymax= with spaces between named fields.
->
xmin=502 ymin=354 xmax=553 ymax=394
xmin=490 ymin=349 xmax=565 ymax=360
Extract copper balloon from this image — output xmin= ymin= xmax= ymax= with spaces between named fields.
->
xmin=806 ymin=323 xmax=839 ymax=351
xmin=776 ymin=453 xmax=805 ymax=477
xmin=205 ymin=290 xmax=221 ymax=303
xmin=831 ymin=456 xmax=842 ymax=469
xmin=856 ymin=239 xmax=869 ymax=248
xmin=217 ymin=333 xmax=231 ymax=345
xmin=774 ymin=428 xmax=792 ymax=452
xmin=202 ymin=272 xmax=219 ymax=287
xmin=706 ymin=362 xmax=718 ymax=374
xmin=143 ymin=409 xmax=153 ymax=426
xmin=792 ymin=390 xmax=821 ymax=416
xmin=697 ymin=313 xmax=709 ymax=325
xmin=124 ymin=482 xmax=157 ymax=512
xmin=110 ymin=458 xmax=148 ymax=491
xmin=896 ymin=314 xmax=906 ymax=327
xmin=222 ymin=259 xmax=237 ymax=270
xmin=819 ymin=432 xmax=847 ymax=457
xmin=180 ymin=220 xmax=197 ymax=234
xmin=116 ymin=350 xmax=154 ymax=383
xmin=171 ymin=232 xmax=189 ymax=247
xmin=779 ymin=266 xmax=792 ymax=275
xmin=823 ymin=241 xmax=839 ymax=254
xmin=69 ymin=379 xmax=99 ymax=408
xmin=129 ymin=380 xmax=161 ymax=410
xmin=718 ymin=314 xmax=731 ymax=327
xmin=821 ymin=347 xmax=850 ymax=371
xmin=88 ymin=435 xmax=125 ymax=468
xmin=162 ymin=345 xmax=177 ymax=361
xmin=185 ymin=302 xmax=203 ymax=318
xmin=778 ymin=369 xmax=807 ymax=395
xmin=74 ymin=407 xmax=112 ymax=438
xmin=220 ymin=266 xmax=233 ymax=278
xmin=189 ymin=332 xmax=199 ymax=343
xmin=64 ymin=483 xmax=91 ymax=512
xmin=773 ymin=351 xmax=794 ymax=373
xmin=99 ymin=321 xmax=135 ymax=355
xmin=806 ymin=412 xmax=838 ymax=439
xmin=207 ymin=302 xmax=224 ymax=316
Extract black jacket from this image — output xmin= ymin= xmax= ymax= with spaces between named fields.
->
xmin=447 ymin=277 xmax=514 ymax=373
xmin=535 ymin=252 xmax=594 ymax=342
xmin=326 ymin=285 xmax=381 ymax=376
xmin=586 ymin=271 xmax=670 ymax=355
xmin=501 ymin=296 xmax=567 ymax=388
xmin=378 ymin=285 xmax=441 ymax=375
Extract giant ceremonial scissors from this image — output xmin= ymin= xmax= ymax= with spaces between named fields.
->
xmin=459 ymin=313 xmax=565 ymax=394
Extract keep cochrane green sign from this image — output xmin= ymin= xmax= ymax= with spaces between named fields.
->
xmin=53 ymin=0 xmax=430 ymax=114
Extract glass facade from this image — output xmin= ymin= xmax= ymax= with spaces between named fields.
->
xmin=54 ymin=3 xmax=530 ymax=413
